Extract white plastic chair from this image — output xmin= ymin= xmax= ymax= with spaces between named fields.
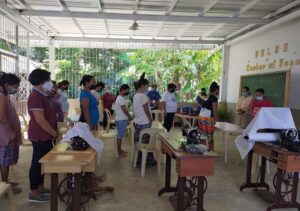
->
xmin=0 ymin=182 xmax=16 ymax=211
xmin=104 ymin=109 xmax=115 ymax=133
xmin=133 ymin=128 xmax=164 ymax=177
xmin=18 ymin=114 xmax=31 ymax=146
xmin=151 ymin=109 xmax=164 ymax=123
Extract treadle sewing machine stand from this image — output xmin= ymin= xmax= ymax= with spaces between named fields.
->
xmin=240 ymin=142 xmax=300 ymax=211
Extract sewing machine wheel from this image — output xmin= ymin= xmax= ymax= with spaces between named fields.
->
xmin=58 ymin=174 xmax=93 ymax=211
xmin=184 ymin=177 xmax=208 ymax=209
xmin=272 ymin=172 xmax=294 ymax=200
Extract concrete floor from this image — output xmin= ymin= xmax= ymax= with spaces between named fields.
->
xmin=1 ymin=128 xmax=300 ymax=211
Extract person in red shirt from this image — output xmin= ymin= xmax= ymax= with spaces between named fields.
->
xmin=251 ymin=88 xmax=272 ymax=117
xmin=101 ymin=85 xmax=116 ymax=129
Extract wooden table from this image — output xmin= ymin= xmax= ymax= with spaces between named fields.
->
xmin=158 ymin=132 xmax=218 ymax=211
xmin=175 ymin=114 xmax=243 ymax=163
xmin=240 ymin=142 xmax=300 ymax=211
xmin=214 ymin=122 xmax=243 ymax=163
xmin=40 ymin=144 xmax=97 ymax=211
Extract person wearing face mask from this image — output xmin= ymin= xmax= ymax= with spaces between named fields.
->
xmin=196 ymin=88 xmax=208 ymax=112
xmin=79 ymin=75 xmax=99 ymax=130
xmin=133 ymin=73 xmax=152 ymax=143
xmin=199 ymin=82 xmax=220 ymax=151
xmin=236 ymin=86 xmax=253 ymax=127
xmin=27 ymin=69 xmax=59 ymax=203
xmin=90 ymin=81 xmax=105 ymax=104
xmin=57 ymin=80 xmax=70 ymax=116
xmin=49 ymin=81 xmax=64 ymax=122
xmin=101 ymin=85 xmax=116 ymax=130
xmin=162 ymin=83 xmax=177 ymax=132
xmin=0 ymin=72 xmax=22 ymax=195
xmin=251 ymin=88 xmax=272 ymax=117
xmin=114 ymin=84 xmax=133 ymax=158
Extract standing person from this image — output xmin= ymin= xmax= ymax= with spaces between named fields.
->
xmin=236 ymin=86 xmax=253 ymax=127
xmin=196 ymin=88 xmax=208 ymax=112
xmin=114 ymin=84 xmax=133 ymax=158
xmin=162 ymin=83 xmax=177 ymax=132
xmin=147 ymin=84 xmax=161 ymax=110
xmin=49 ymin=81 xmax=64 ymax=122
xmin=57 ymin=80 xmax=70 ymax=116
xmin=90 ymin=81 xmax=105 ymax=104
xmin=0 ymin=72 xmax=22 ymax=194
xmin=27 ymin=69 xmax=58 ymax=202
xmin=199 ymin=82 xmax=220 ymax=151
xmin=101 ymin=85 xmax=116 ymax=130
xmin=251 ymin=88 xmax=272 ymax=117
xmin=79 ymin=75 xmax=99 ymax=130
xmin=133 ymin=73 xmax=152 ymax=143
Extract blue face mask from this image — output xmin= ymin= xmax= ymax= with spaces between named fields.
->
xmin=241 ymin=92 xmax=249 ymax=97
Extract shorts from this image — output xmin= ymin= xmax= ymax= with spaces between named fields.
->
xmin=0 ymin=145 xmax=19 ymax=167
xmin=116 ymin=120 xmax=129 ymax=139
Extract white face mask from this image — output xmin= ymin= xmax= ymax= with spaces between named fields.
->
xmin=43 ymin=81 xmax=54 ymax=92
xmin=256 ymin=96 xmax=263 ymax=101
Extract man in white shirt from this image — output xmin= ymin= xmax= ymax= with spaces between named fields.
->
xmin=115 ymin=84 xmax=132 ymax=158
xmin=162 ymin=83 xmax=177 ymax=132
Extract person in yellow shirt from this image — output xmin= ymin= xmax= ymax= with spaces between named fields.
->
xmin=236 ymin=86 xmax=253 ymax=128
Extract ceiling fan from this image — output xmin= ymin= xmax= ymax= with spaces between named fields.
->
xmin=129 ymin=21 xmax=141 ymax=30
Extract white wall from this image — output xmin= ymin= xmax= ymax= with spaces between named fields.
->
xmin=226 ymin=16 xmax=300 ymax=109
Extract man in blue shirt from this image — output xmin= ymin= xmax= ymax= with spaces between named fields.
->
xmin=147 ymin=84 xmax=161 ymax=110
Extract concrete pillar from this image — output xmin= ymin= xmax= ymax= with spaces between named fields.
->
xmin=49 ymin=43 xmax=55 ymax=80
xmin=220 ymin=44 xmax=230 ymax=102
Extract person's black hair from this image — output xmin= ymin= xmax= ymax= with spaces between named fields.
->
xmin=28 ymin=68 xmax=51 ymax=85
xmin=152 ymin=84 xmax=157 ymax=88
xmin=52 ymin=80 xmax=57 ymax=86
xmin=167 ymin=83 xmax=176 ymax=90
xmin=201 ymin=88 xmax=206 ymax=92
xmin=120 ymin=84 xmax=130 ymax=91
xmin=133 ymin=81 xmax=139 ymax=90
xmin=90 ymin=81 xmax=105 ymax=90
xmin=58 ymin=80 xmax=69 ymax=88
xmin=79 ymin=75 xmax=94 ymax=86
xmin=255 ymin=88 xmax=264 ymax=94
xmin=209 ymin=81 xmax=220 ymax=93
xmin=243 ymin=86 xmax=250 ymax=92
xmin=136 ymin=72 xmax=149 ymax=88
xmin=0 ymin=72 xmax=20 ymax=95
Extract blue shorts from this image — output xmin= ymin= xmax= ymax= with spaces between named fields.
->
xmin=116 ymin=120 xmax=129 ymax=139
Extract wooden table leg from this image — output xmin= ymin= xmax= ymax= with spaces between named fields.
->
xmin=158 ymin=153 xmax=177 ymax=196
xmin=240 ymin=151 xmax=269 ymax=191
xmin=197 ymin=176 xmax=205 ymax=211
xmin=72 ymin=173 xmax=81 ymax=211
xmin=51 ymin=173 xmax=58 ymax=211
xmin=177 ymin=177 xmax=186 ymax=211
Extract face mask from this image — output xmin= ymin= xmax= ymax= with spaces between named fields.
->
xmin=241 ymin=92 xmax=249 ymax=97
xmin=43 ymin=81 xmax=54 ymax=92
xmin=8 ymin=88 xmax=18 ymax=95
xmin=256 ymin=96 xmax=263 ymax=101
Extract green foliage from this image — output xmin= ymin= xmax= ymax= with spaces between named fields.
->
xmin=30 ymin=47 xmax=48 ymax=63
xmin=31 ymin=47 xmax=222 ymax=100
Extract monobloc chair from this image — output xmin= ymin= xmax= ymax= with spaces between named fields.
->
xmin=104 ymin=109 xmax=115 ymax=133
xmin=133 ymin=128 xmax=164 ymax=177
xmin=151 ymin=109 xmax=164 ymax=123
xmin=0 ymin=182 xmax=16 ymax=211
xmin=18 ymin=114 xmax=31 ymax=146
